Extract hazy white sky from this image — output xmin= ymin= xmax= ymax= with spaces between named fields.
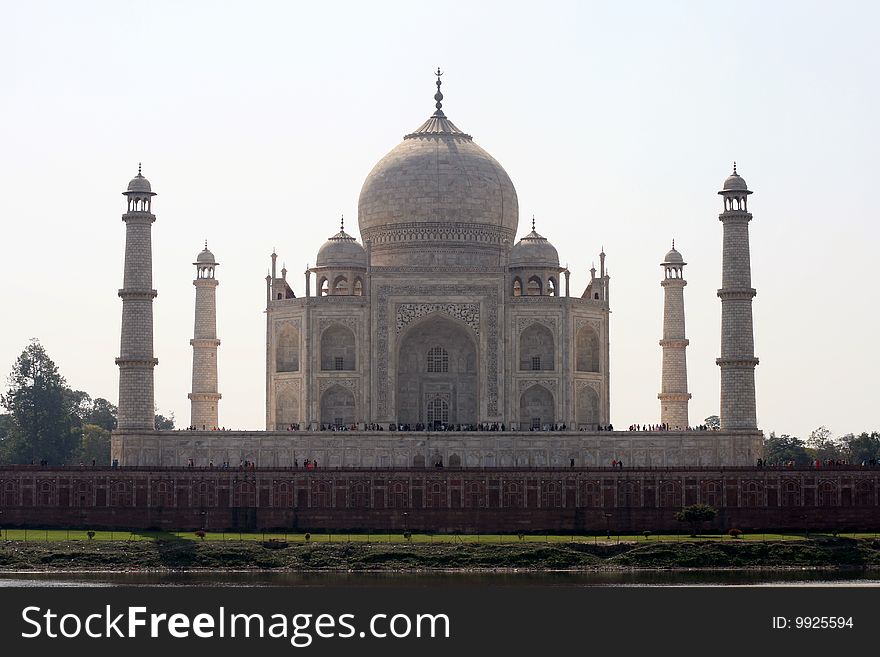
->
xmin=1 ymin=1 xmax=877 ymax=438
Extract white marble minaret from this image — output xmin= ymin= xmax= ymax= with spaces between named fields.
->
xmin=658 ymin=242 xmax=691 ymax=429
xmin=189 ymin=243 xmax=221 ymax=430
xmin=716 ymin=164 xmax=759 ymax=430
xmin=116 ymin=165 xmax=158 ymax=430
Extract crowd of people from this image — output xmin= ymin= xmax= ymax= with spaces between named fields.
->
xmin=756 ymin=458 xmax=880 ymax=469
xmin=627 ymin=423 xmax=716 ymax=432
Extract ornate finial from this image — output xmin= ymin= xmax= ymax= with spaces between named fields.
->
xmin=204 ymin=239 xmax=208 ymax=250
xmin=733 ymin=161 xmax=737 ymax=175
xmin=340 ymin=214 xmax=344 ymax=232
xmin=531 ymin=215 xmax=536 ymax=232
xmin=137 ymin=162 xmax=142 ymax=176
xmin=672 ymin=238 xmax=675 ymax=250
xmin=433 ymin=67 xmax=444 ymax=115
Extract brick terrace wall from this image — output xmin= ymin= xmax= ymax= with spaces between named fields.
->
xmin=1 ymin=466 xmax=878 ymax=533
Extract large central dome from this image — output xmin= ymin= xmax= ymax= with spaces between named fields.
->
xmin=358 ymin=78 xmax=519 ymax=268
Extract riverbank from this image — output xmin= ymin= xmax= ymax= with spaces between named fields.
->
xmin=2 ymin=537 xmax=880 ymax=571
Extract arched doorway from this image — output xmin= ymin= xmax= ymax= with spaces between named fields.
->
xmin=396 ymin=314 xmax=478 ymax=426
xmin=519 ymin=384 xmax=554 ymax=429
xmin=320 ymin=385 xmax=356 ymax=427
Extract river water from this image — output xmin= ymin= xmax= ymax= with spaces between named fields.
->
xmin=1 ymin=570 xmax=879 ymax=587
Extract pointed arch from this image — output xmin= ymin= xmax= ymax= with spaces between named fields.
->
xmin=576 ymin=385 xmax=599 ymax=428
xmin=576 ymin=324 xmax=600 ymax=372
xmin=276 ymin=324 xmax=300 ymax=372
xmin=512 ymin=277 xmax=522 ymax=297
xmin=519 ymin=384 xmax=555 ymax=429
xmin=275 ymin=386 xmax=299 ymax=430
xmin=320 ymin=323 xmax=356 ymax=370
xmin=332 ymin=275 xmax=349 ymax=295
xmin=519 ymin=322 xmax=554 ymax=371
xmin=320 ymin=384 xmax=356 ymax=426
xmin=526 ymin=275 xmax=542 ymax=296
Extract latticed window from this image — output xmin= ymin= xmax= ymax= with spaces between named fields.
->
xmin=531 ymin=356 xmax=541 ymax=370
xmin=427 ymin=346 xmax=448 ymax=372
xmin=531 ymin=417 xmax=541 ymax=430
xmin=427 ymin=397 xmax=449 ymax=426
xmin=334 ymin=356 xmax=344 ymax=370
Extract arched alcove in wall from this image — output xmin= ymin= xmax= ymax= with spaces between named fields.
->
xmin=320 ymin=324 xmax=356 ymax=370
xmin=320 ymin=384 xmax=356 ymax=426
xmin=275 ymin=387 xmax=299 ymax=430
xmin=275 ymin=325 xmax=300 ymax=372
xmin=396 ymin=313 xmax=478 ymax=426
xmin=576 ymin=324 xmax=600 ymax=372
xmin=576 ymin=385 xmax=599 ymax=428
xmin=519 ymin=384 xmax=555 ymax=429
xmin=519 ymin=323 xmax=554 ymax=371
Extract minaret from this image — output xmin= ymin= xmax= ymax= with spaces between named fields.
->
xmin=116 ymin=164 xmax=158 ymax=430
xmin=716 ymin=164 xmax=759 ymax=429
xmin=658 ymin=241 xmax=691 ymax=429
xmin=189 ymin=243 xmax=221 ymax=430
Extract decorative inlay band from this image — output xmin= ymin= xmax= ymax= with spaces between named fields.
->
xmin=397 ymin=303 xmax=480 ymax=336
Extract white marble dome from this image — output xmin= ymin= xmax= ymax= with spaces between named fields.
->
xmin=509 ymin=228 xmax=559 ymax=268
xmin=358 ymin=105 xmax=519 ymax=267
xmin=316 ymin=228 xmax=367 ymax=268
xmin=722 ymin=169 xmax=748 ymax=192
xmin=663 ymin=246 xmax=684 ymax=264
xmin=127 ymin=172 xmax=153 ymax=194
xmin=196 ymin=244 xmax=217 ymax=264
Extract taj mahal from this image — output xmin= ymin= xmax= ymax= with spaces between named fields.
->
xmin=111 ymin=72 xmax=763 ymax=469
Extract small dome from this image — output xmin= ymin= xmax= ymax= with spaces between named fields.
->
xmin=509 ymin=228 xmax=559 ymax=268
xmin=316 ymin=228 xmax=367 ymax=268
xmin=663 ymin=246 xmax=684 ymax=264
xmin=196 ymin=246 xmax=216 ymax=264
xmin=721 ymin=164 xmax=749 ymax=192
xmin=126 ymin=164 xmax=154 ymax=194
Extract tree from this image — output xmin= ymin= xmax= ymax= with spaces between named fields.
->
xmin=704 ymin=415 xmax=720 ymax=430
xmin=79 ymin=423 xmax=111 ymax=465
xmin=155 ymin=412 xmax=175 ymax=430
xmin=840 ymin=432 xmax=880 ymax=464
xmin=86 ymin=398 xmax=117 ymax=431
xmin=0 ymin=340 xmax=81 ymax=464
xmin=674 ymin=504 xmax=717 ymax=537
xmin=763 ymin=432 xmax=812 ymax=466
xmin=806 ymin=426 xmax=844 ymax=462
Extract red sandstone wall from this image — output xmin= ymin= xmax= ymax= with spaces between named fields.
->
xmin=0 ymin=466 xmax=878 ymax=532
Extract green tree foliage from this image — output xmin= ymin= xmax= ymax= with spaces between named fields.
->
xmin=79 ymin=423 xmax=111 ymax=465
xmin=674 ymin=504 xmax=717 ymax=536
xmin=840 ymin=432 xmax=880 ymax=463
xmin=806 ymin=425 xmax=844 ymax=462
xmin=86 ymin=398 xmax=118 ymax=431
xmin=763 ymin=432 xmax=812 ymax=465
xmin=154 ymin=412 xmax=175 ymax=430
xmin=0 ymin=340 xmax=81 ymax=464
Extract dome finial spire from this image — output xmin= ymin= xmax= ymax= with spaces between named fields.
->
xmin=433 ymin=67 xmax=445 ymax=117
xmin=341 ymin=213 xmax=344 ymax=232
xmin=531 ymin=214 xmax=536 ymax=232
xmin=138 ymin=162 xmax=142 ymax=176
xmin=733 ymin=161 xmax=737 ymax=175
xmin=672 ymin=238 xmax=675 ymax=250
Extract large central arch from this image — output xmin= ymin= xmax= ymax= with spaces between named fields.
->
xmin=396 ymin=313 xmax=478 ymax=426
